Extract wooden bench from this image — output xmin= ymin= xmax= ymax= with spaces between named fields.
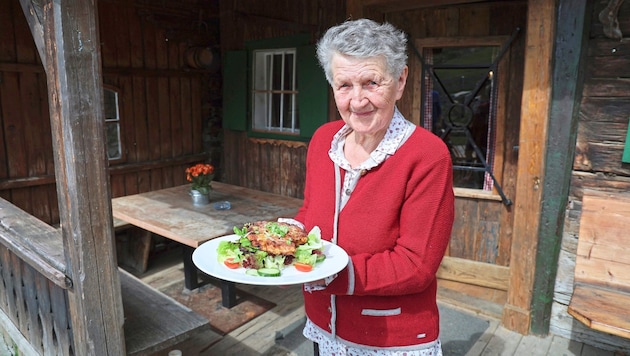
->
xmin=567 ymin=191 xmax=630 ymax=339
xmin=121 ymin=268 xmax=216 ymax=355
xmin=114 ymin=217 xmax=153 ymax=274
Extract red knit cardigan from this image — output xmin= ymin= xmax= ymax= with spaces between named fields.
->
xmin=294 ymin=119 xmax=455 ymax=349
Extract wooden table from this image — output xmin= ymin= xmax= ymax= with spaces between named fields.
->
xmin=111 ymin=182 xmax=303 ymax=307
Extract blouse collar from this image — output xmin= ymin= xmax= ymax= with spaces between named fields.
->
xmin=328 ymin=107 xmax=414 ymax=171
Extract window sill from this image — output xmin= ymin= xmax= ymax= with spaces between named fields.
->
xmin=248 ymin=137 xmax=307 ymax=148
xmin=454 ymin=187 xmax=503 ymax=201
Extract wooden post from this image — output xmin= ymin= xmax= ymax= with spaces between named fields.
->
xmin=502 ymin=0 xmax=556 ymax=335
xmin=530 ymin=0 xmax=587 ymax=335
xmin=19 ymin=0 xmax=125 ymax=353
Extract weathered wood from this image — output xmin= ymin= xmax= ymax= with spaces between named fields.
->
xmin=569 ymin=285 xmax=630 ymax=339
xmin=0 ymin=197 xmax=68 ymax=288
xmin=112 ymin=182 xmax=303 ymax=249
xmin=116 ymin=227 xmax=152 ymax=274
xmin=531 ymin=0 xmax=588 ymax=335
xmin=504 ymin=0 xmax=555 ymax=335
xmin=437 ymin=256 xmax=510 ymax=291
xmin=120 ymin=268 xmax=215 ymax=356
xmin=30 ymin=0 xmax=126 ymax=353
xmin=567 ymin=192 xmax=630 ymax=339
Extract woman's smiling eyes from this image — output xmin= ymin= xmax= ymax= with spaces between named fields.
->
xmin=336 ymin=80 xmax=379 ymax=91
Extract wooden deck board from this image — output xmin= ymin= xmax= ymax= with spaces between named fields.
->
xmin=135 ymin=249 xmax=619 ymax=356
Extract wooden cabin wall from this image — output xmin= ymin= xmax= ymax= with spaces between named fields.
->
xmin=550 ymin=0 xmax=630 ymax=350
xmin=219 ymin=0 xmax=526 ymax=310
xmin=382 ymin=2 xmax=527 ymax=308
xmin=219 ymin=0 xmax=346 ymax=198
xmin=0 ymin=0 xmax=57 ymax=224
xmin=0 ymin=0 xmax=220 ymax=225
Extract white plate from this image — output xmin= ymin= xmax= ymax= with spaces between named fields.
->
xmin=192 ymin=234 xmax=349 ymax=285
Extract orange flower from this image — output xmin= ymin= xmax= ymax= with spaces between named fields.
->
xmin=186 ymin=163 xmax=215 ymax=194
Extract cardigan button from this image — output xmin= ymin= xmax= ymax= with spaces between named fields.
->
xmin=327 ymin=306 xmax=332 ymax=313
xmin=345 ymin=189 xmax=352 ymax=195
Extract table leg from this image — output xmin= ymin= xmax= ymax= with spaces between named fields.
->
xmin=182 ymin=246 xmax=199 ymax=290
xmin=182 ymin=245 xmax=237 ymax=308
xmin=221 ymin=280 xmax=237 ymax=308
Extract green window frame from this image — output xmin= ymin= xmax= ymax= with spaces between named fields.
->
xmin=222 ymin=34 xmax=328 ymax=141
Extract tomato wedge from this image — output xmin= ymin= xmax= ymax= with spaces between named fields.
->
xmin=224 ymin=257 xmax=240 ymax=269
xmin=294 ymin=262 xmax=313 ymax=272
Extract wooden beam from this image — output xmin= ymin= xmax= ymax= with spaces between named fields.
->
xmin=24 ymin=0 xmax=126 ymax=353
xmin=18 ymin=0 xmax=46 ymax=68
xmin=502 ymin=0 xmax=556 ymax=335
xmin=437 ymin=256 xmax=510 ymax=291
xmin=358 ymin=0 xmax=487 ymax=13
xmin=530 ymin=0 xmax=588 ymax=336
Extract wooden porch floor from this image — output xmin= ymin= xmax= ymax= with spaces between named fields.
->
xmin=134 ymin=246 xmax=619 ymax=356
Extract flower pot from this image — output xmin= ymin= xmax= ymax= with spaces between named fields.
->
xmin=190 ymin=189 xmax=210 ymax=206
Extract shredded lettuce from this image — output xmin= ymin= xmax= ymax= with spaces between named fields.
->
xmin=263 ymin=255 xmax=286 ymax=270
xmin=216 ymin=240 xmax=242 ymax=263
xmin=295 ymin=226 xmax=324 ymax=265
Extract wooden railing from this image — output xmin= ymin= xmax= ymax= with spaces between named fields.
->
xmin=0 ymin=197 xmax=212 ymax=354
xmin=0 ymin=198 xmax=74 ymax=354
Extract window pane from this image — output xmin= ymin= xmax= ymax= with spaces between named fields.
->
xmin=271 ymin=93 xmax=281 ymax=128
xmin=284 ymin=53 xmax=294 ymax=90
xmin=251 ymin=48 xmax=299 ymax=133
xmin=106 ymin=122 xmax=121 ymax=160
xmin=103 ymin=88 xmax=118 ymax=120
xmin=282 ymin=93 xmax=293 ymax=129
xmin=103 ymin=88 xmax=122 ymax=160
xmin=423 ymin=46 xmax=499 ymax=190
xmin=272 ymin=54 xmax=283 ymax=90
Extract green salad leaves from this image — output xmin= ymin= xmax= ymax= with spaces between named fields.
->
xmin=216 ymin=224 xmax=325 ymax=277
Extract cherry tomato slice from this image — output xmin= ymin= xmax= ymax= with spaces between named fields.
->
xmin=294 ymin=262 xmax=313 ymax=272
xmin=224 ymin=258 xmax=240 ymax=269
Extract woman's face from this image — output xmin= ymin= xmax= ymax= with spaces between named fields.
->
xmin=330 ymin=54 xmax=408 ymax=136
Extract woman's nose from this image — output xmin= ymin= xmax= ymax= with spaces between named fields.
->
xmin=350 ymin=86 xmax=367 ymax=106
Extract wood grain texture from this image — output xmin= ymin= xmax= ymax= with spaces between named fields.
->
xmin=504 ymin=0 xmax=555 ymax=334
xmin=112 ymin=182 xmax=303 ymax=248
xmin=567 ymin=192 xmax=630 ymax=339
xmin=120 ymin=268 xmax=216 ymax=355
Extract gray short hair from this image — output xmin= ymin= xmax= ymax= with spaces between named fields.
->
xmin=316 ymin=18 xmax=408 ymax=85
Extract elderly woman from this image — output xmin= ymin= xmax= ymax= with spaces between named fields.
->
xmin=293 ymin=19 xmax=454 ymax=355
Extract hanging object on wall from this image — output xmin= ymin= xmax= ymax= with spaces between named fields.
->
xmin=623 ymin=118 xmax=630 ymax=163
xmin=185 ymin=46 xmax=219 ymax=70
xmin=599 ymin=0 xmax=625 ymax=39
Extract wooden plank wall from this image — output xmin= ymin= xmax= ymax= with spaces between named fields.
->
xmin=0 ymin=0 xmax=219 ymax=225
xmin=384 ymin=1 xmax=527 ymax=307
xmin=219 ymin=0 xmax=346 ymax=198
xmin=550 ymin=0 xmax=630 ymax=351
xmin=219 ymin=0 xmax=526 ymax=309
xmin=0 ymin=0 xmax=56 ymax=223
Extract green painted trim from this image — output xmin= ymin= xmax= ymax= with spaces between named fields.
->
xmin=530 ymin=0 xmax=589 ymax=335
xmin=623 ymin=117 xmax=630 ymax=163
xmin=222 ymin=50 xmax=248 ymax=131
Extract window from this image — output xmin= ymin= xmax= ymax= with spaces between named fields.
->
xmin=417 ymin=36 xmax=516 ymax=205
xmin=426 ymin=45 xmax=498 ymax=190
xmin=223 ymin=34 xmax=328 ymax=141
xmin=252 ymin=48 xmax=298 ymax=134
xmin=103 ymin=87 xmax=122 ymax=160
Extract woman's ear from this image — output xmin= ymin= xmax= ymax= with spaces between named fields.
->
xmin=396 ymin=66 xmax=409 ymax=100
